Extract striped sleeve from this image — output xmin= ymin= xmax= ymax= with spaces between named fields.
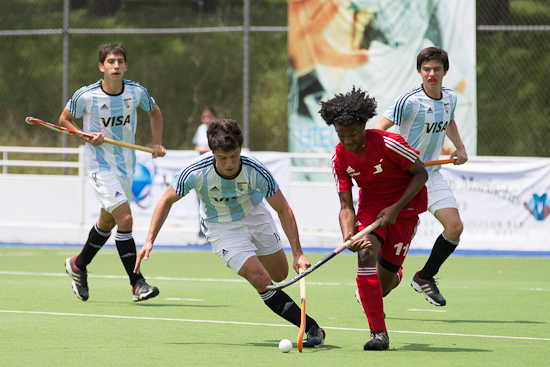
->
xmin=383 ymin=134 xmax=419 ymax=167
xmin=172 ymin=156 xmax=214 ymax=197
xmin=126 ymin=80 xmax=155 ymax=111
xmin=443 ymin=88 xmax=458 ymax=120
xmin=331 ymin=146 xmax=352 ymax=193
xmin=66 ymin=81 xmax=101 ymax=118
xmin=242 ymin=156 xmax=278 ymax=197
xmin=384 ymin=85 xmax=422 ymax=126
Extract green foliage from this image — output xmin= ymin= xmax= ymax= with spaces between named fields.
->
xmin=1 ymin=0 xmax=549 ymax=156
xmin=476 ymin=0 xmax=550 ymax=156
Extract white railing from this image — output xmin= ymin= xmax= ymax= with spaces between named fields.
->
xmin=0 ymin=146 xmax=333 ymax=182
xmin=1 ymin=146 xmax=84 ymax=175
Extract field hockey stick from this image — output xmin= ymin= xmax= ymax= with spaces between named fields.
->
xmin=25 ymin=117 xmax=156 ymax=154
xmin=267 ymin=218 xmax=383 ymax=291
xmin=297 ymin=269 xmax=306 ymax=353
xmin=423 ymin=158 xmax=457 ymax=167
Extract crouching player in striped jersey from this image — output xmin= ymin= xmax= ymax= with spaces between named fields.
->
xmin=320 ymin=88 xmax=428 ymax=350
xmin=134 ymin=119 xmax=325 ymax=348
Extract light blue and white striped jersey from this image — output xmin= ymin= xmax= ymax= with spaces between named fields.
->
xmin=171 ymin=152 xmax=279 ymax=223
xmin=66 ymin=79 xmax=156 ymax=178
xmin=383 ymin=84 xmax=457 ymax=172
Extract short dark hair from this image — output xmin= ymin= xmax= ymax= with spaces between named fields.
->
xmin=319 ymin=87 xmax=377 ymax=127
xmin=201 ymin=105 xmax=216 ymax=117
xmin=207 ymin=119 xmax=244 ymax=152
xmin=417 ymin=46 xmax=449 ymax=72
xmin=99 ymin=43 xmax=127 ymax=64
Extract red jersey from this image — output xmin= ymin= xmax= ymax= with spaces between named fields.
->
xmin=331 ymin=129 xmax=427 ymax=217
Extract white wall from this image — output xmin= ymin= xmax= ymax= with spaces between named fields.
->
xmin=2 ymin=152 xmax=550 ymax=252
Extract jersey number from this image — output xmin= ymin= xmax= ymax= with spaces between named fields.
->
xmin=394 ymin=242 xmax=409 ymax=256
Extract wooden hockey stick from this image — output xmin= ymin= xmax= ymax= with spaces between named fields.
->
xmin=267 ymin=218 xmax=383 ymax=291
xmin=26 ymin=117 xmax=156 ymax=154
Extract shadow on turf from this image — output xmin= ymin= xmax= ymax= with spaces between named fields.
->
xmin=84 ymin=301 xmax=228 ymax=309
xmin=397 ymin=343 xmax=491 ymax=353
xmin=389 ymin=317 xmax=546 ymax=325
xmin=166 ymin=340 xmax=341 ymax=351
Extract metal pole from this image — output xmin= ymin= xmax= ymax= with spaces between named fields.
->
xmin=243 ymin=0 xmax=250 ymax=149
xmin=62 ymin=0 xmax=70 ymax=173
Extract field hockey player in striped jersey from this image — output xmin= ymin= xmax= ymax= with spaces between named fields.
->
xmin=373 ymin=47 xmax=468 ymax=307
xmin=60 ymin=43 xmax=166 ymax=303
xmin=134 ymin=119 xmax=325 ymax=348
xmin=320 ymin=88 xmax=428 ymax=350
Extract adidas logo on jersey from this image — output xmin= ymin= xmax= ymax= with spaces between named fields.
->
xmin=210 ymin=186 xmax=220 ymax=192
xmin=427 ymin=107 xmax=434 ymax=114
xmin=346 ymin=166 xmax=361 ymax=177
xmin=115 ymin=191 xmax=122 ymax=198
xmin=101 ymin=104 xmax=109 ymax=110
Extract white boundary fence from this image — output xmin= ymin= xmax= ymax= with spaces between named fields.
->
xmin=1 ymin=146 xmax=550 ymax=253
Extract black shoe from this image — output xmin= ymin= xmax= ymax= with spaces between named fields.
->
xmin=132 ymin=278 xmax=160 ymax=302
xmin=303 ymin=325 xmax=325 ymax=348
xmin=65 ymin=257 xmax=89 ymax=301
xmin=411 ymin=271 xmax=446 ymax=306
xmin=363 ymin=330 xmax=389 ymax=350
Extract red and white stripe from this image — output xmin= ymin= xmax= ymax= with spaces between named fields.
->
xmin=383 ymin=136 xmax=418 ymax=163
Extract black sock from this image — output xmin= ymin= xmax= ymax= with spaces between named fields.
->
xmin=419 ymin=233 xmax=458 ymax=279
xmin=260 ymin=289 xmax=317 ymax=329
xmin=115 ymin=231 xmax=143 ymax=286
xmin=75 ymin=224 xmax=111 ymax=271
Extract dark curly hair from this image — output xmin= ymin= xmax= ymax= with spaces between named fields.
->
xmin=207 ymin=119 xmax=244 ymax=152
xmin=319 ymin=87 xmax=377 ymax=127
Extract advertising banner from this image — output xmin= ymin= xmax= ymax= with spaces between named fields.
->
xmin=288 ymin=0 xmax=477 ymax=155
xmin=415 ymin=158 xmax=550 ymax=252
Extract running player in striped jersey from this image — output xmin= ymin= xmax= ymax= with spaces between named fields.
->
xmin=320 ymin=88 xmax=428 ymax=350
xmin=59 ymin=43 xmax=166 ymax=303
xmin=373 ymin=47 xmax=468 ymax=307
xmin=134 ymin=119 xmax=325 ymax=348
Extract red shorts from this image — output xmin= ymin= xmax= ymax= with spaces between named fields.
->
xmin=355 ymin=205 xmax=420 ymax=271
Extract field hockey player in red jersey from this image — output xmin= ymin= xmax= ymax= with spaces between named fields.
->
xmin=320 ymin=87 xmax=428 ymax=350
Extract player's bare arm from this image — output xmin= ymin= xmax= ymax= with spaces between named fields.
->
xmin=337 ymin=191 xmax=369 ymax=252
xmin=148 ymin=104 xmax=166 ymax=158
xmin=266 ymin=189 xmax=311 ymax=273
xmin=134 ymin=186 xmax=180 ymax=274
xmin=445 ymin=119 xmax=468 ymax=165
xmin=378 ymin=158 xmax=428 ymax=227
xmin=59 ymin=108 xmax=105 ymax=146
xmin=372 ymin=116 xmax=395 ymax=131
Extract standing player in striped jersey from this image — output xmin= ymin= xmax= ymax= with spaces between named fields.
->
xmin=320 ymin=88 xmax=428 ymax=350
xmin=134 ymin=119 xmax=326 ymax=348
xmin=373 ymin=47 xmax=468 ymax=307
xmin=59 ymin=43 xmax=166 ymax=302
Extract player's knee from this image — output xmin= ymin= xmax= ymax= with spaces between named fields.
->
xmin=117 ymin=213 xmax=133 ymax=230
xmin=270 ymin=269 xmax=288 ymax=283
xmin=446 ymin=220 xmax=463 ymax=239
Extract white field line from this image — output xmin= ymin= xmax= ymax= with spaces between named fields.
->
xmin=1 ymin=309 xmax=549 ymax=342
xmin=2 ymin=271 xmax=549 ymax=291
xmin=0 ymin=271 xmax=356 ymax=286
xmin=407 ymin=309 xmax=448 ymax=313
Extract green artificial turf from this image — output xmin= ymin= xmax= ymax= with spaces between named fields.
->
xmin=0 ymin=247 xmax=548 ymax=366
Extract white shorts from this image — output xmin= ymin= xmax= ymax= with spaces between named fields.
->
xmin=203 ymin=203 xmax=283 ymax=274
xmin=426 ymin=170 xmax=458 ymax=215
xmin=88 ymin=171 xmax=133 ymax=213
